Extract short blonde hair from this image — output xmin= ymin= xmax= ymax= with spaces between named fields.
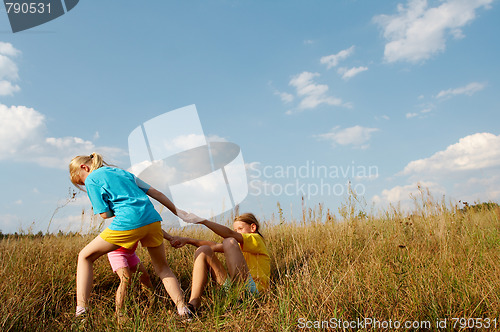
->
xmin=69 ymin=152 xmax=108 ymax=189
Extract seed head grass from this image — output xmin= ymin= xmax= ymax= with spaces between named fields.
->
xmin=1 ymin=193 xmax=499 ymax=331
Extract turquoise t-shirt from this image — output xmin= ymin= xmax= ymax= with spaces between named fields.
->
xmin=85 ymin=167 xmax=162 ymax=231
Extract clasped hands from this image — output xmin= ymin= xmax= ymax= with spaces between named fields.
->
xmin=167 ymin=209 xmax=204 ymax=248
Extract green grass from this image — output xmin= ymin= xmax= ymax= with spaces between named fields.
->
xmin=1 ymin=195 xmax=499 ymax=331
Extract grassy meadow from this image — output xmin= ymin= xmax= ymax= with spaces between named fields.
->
xmin=1 ymin=191 xmax=500 ymax=331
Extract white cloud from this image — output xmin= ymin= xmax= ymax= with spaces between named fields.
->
xmin=320 ymin=46 xmax=355 ymax=69
xmin=0 ymin=54 xmax=19 ymax=81
xmin=406 ymin=103 xmax=434 ymax=119
xmin=207 ymin=134 xmax=228 ymax=142
xmin=45 ymin=136 xmax=94 ymax=150
xmin=288 ymin=71 xmax=344 ymax=111
xmin=0 ymin=43 xmax=21 ymax=96
xmin=0 ymin=42 xmax=21 ymax=57
xmin=402 ymin=133 xmax=500 ymax=175
xmin=372 ymin=181 xmax=445 ymax=209
xmin=0 ymin=103 xmax=126 ymax=169
xmin=337 ymin=66 xmax=368 ymax=80
xmin=436 ymin=82 xmax=486 ymax=99
xmin=30 ymin=138 xmax=124 ymax=170
xmin=276 ymin=66 xmax=352 ymax=112
xmin=374 ymin=132 xmax=500 ymax=210
xmin=0 ymin=43 xmax=125 ymax=169
xmin=375 ymin=115 xmax=390 ymax=121
xmin=0 ymin=104 xmax=45 ymax=157
xmin=269 ymin=81 xmax=294 ymax=104
xmin=0 ymin=80 xmax=21 ymax=96
xmin=315 ymin=125 xmax=379 ymax=148
xmin=275 ymin=91 xmax=294 ymax=103
xmin=162 ymin=134 xmax=206 ymax=153
xmin=31 ymin=137 xmax=125 ymax=169
xmin=454 ymin=175 xmax=500 ymax=202
xmin=374 ymin=0 xmax=493 ymax=63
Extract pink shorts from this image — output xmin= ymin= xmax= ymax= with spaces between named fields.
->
xmin=107 ymin=247 xmax=141 ymax=273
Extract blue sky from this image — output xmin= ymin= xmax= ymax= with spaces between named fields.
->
xmin=0 ymin=0 xmax=499 ymax=234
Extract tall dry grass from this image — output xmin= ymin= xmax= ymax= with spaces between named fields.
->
xmin=1 ymin=191 xmax=499 ymax=331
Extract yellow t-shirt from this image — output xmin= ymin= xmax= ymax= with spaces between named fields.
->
xmin=240 ymin=233 xmax=271 ymax=292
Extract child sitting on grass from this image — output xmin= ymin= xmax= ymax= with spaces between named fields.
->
xmin=169 ymin=212 xmax=270 ymax=312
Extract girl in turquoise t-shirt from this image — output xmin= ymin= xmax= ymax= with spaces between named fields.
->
xmin=69 ymin=152 xmax=192 ymax=320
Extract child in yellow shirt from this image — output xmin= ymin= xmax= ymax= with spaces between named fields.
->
xmin=169 ymin=213 xmax=270 ymax=311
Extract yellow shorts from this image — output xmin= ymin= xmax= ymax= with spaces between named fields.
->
xmin=99 ymin=221 xmax=163 ymax=249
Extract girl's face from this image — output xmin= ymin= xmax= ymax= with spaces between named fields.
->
xmin=233 ymin=221 xmax=256 ymax=234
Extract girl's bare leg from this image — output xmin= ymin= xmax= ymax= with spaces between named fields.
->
xmin=76 ymin=236 xmax=119 ymax=308
xmin=222 ymin=237 xmax=250 ymax=282
xmin=189 ymin=245 xmax=227 ymax=309
xmin=147 ymin=243 xmax=187 ymax=313
xmin=115 ymin=267 xmax=132 ymax=314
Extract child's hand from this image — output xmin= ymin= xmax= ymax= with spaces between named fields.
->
xmin=176 ymin=209 xmax=204 ymax=224
xmin=169 ymin=236 xmax=188 ymax=248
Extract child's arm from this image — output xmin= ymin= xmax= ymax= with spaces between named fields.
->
xmin=146 ymin=187 xmax=177 ymax=216
xmin=179 ymin=211 xmax=244 ymax=244
xmin=164 ymin=231 xmax=223 ymax=252
xmin=162 ymin=229 xmax=174 ymax=242
xmin=198 ymin=219 xmax=244 ymax=245
xmin=174 ymin=236 xmax=221 ymax=250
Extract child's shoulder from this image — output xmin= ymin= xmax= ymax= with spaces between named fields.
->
xmin=94 ymin=166 xmax=130 ymax=177
xmin=88 ymin=167 xmax=131 ymax=185
xmin=246 ymin=232 xmax=262 ymax=238
xmin=242 ymin=232 xmax=265 ymax=243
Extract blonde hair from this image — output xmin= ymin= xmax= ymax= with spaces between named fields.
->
xmin=234 ymin=213 xmax=263 ymax=238
xmin=69 ymin=152 xmax=109 ymax=189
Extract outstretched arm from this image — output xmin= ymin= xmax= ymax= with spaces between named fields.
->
xmin=174 ymin=236 xmax=223 ymax=252
xmin=146 ymin=187 xmax=177 ymax=216
xmin=177 ymin=211 xmax=243 ymax=244
xmin=163 ymin=230 xmax=223 ymax=252
xmin=162 ymin=229 xmax=174 ymax=242
xmin=199 ymin=219 xmax=243 ymax=244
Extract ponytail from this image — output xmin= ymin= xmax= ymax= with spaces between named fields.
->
xmin=69 ymin=152 xmax=109 ymax=189
xmin=88 ymin=152 xmax=105 ymax=172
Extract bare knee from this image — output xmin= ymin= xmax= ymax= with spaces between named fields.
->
xmin=78 ymin=249 xmax=93 ymax=264
xmin=194 ymin=245 xmax=214 ymax=259
xmin=78 ymin=247 xmax=103 ymax=264
xmin=119 ymin=277 xmax=131 ymax=289
xmin=222 ymin=237 xmax=239 ymax=250
xmin=117 ymin=267 xmax=132 ymax=281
